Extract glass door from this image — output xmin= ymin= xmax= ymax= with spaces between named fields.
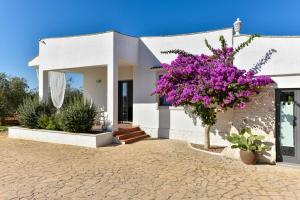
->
xmin=276 ymin=89 xmax=300 ymax=163
xmin=118 ymin=80 xmax=133 ymax=122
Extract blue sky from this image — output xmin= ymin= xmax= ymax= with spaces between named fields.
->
xmin=1 ymin=0 xmax=300 ymax=89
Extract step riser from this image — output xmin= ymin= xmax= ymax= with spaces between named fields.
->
xmin=118 ymin=127 xmax=140 ymax=133
xmin=124 ymin=135 xmax=150 ymax=144
xmin=113 ymin=125 xmax=149 ymax=144
xmin=117 ymin=131 xmax=145 ymax=140
xmin=113 ymin=127 xmax=141 ymax=136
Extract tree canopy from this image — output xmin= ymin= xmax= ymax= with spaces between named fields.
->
xmin=0 ymin=73 xmax=29 ymax=118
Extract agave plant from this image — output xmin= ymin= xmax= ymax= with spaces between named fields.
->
xmin=226 ymin=128 xmax=271 ymax=153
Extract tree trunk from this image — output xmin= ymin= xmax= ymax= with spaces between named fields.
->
xmin=204 ymin=125 xmax=212 ymax=150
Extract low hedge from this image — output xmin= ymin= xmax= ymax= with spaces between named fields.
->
xmin=18 ymin=96 xmax=96 ymax=133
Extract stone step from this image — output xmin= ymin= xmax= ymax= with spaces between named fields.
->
xmin=113 ymin=126 xmax=140 ymax=136
xmin=113 ymin=125 xmax=150 ymax=144
xmin=123 ymin=134 xmax=150 ymax=144
xmin=117 ymin=131 xmax=145 ymax=140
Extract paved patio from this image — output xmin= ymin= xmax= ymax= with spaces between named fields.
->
xmin=0 ymin=135 xmax=300 ymax=200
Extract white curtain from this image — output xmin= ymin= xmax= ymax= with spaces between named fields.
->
xmin=49 ymin=71 xmax=66 ymax=109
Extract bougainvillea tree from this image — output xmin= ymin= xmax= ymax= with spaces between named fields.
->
xmin=152 ymin=35 xmax=274 ymax=149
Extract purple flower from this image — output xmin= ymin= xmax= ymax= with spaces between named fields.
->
xmin=239 ymin=102 xmax=247 ymax=109
xmin=152 ymin=45 xmax=273 ymax=112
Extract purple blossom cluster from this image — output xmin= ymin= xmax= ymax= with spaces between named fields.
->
xmin=153 ymin=47 xmax=273 ymax=110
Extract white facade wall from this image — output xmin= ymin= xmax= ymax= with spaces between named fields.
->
xmin=83 ymin=66 xmax=107 ymax=109
xmin=83 ymin=65 xmax=133 ymax=110
xmin=31 ymin=28 xmax=300 ymax=161
xmin=234 ymin=35 xmax=300 ymax=88
xmin=234 ymin=35 xmax=300 ymax=76
xmin=39 ymin=32 xmax=114 ymax=70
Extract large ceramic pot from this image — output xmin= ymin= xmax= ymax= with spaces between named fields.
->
xmin=240 ymin=150 xmax=257 ymax=164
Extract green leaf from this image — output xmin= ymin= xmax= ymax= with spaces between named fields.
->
xmin=219 ymin=35 xmax=227 ymax=49
xmin=205 ymin=39 xmax=214 ymax=52
xmin=225 ymin=128 xmax=271 ymax=153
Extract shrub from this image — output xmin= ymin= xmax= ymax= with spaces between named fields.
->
xmin=18 ymin=98 xmax=40 ymax=128
xmin=18 ymin=97 xmax=55 ymax=129
xmin=59 ymin=97 xmax=96 ymax=133
xmin=37 ymin=114 xmax=59 ymax=130
xmin=38 ymin=114 xmax=49 ymax=129
xmin=46 ymin=115 xmax=60 ymax=130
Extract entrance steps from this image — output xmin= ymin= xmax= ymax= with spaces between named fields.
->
xmin=113 ymin=125 xmax=149 ymax=144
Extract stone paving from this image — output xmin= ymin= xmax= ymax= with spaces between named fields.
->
xmin=1 ymin=135 xmax=300 ymax=200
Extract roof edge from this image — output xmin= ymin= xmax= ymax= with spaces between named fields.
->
xmin=28 ymin=56 xmax=39 ymax=67
xmin=235 ymin=33 xmax=300 ymax=39
xmin=40 ymin=27 xmax=234 ymax=41
xmin=141 ymin=27 xmax=233 ymax=38
xmin=41 ymin=30 xmax=116 ymax=41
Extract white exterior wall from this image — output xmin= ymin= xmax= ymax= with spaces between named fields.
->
xmin=234 ymin=35 xmax=300 ymax=76
xmin=234 ymin=35 xmax=300 ymax=88
xmin=141 ymin=28 xmax=233 ymax=64
xmin=83 ymin=65 xmax=133 ymax=110
xmin=39 ymin=32 xmax=114 ymax=70
xmin=83 ymin=67 xmax=107 ymax=109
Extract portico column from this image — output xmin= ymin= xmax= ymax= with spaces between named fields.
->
xmin=38 ymin=69 xmax=49 ymax=101
xmin=107 ymin=62 xmax=118 ymax=131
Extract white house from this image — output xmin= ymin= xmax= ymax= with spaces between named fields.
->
xmin=29 ymin=19 xmax=300 ymax=164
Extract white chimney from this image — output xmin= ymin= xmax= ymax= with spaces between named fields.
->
xmin=233 ymin=18 xmax=242 ymax=36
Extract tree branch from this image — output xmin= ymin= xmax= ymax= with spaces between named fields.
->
xmin=161 ymin=49 xmax=196 ymax=58
xmin=233 ymin=34 xmax=260 ymax=56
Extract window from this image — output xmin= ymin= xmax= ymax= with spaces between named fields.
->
xmin=158 ymin=75 xmax=171 ymax=106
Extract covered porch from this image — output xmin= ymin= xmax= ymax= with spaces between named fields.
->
xmin=28 ymin=31 xmax=140 ymax=132
xmin=36 ymin=63 xmax=135 ymax=132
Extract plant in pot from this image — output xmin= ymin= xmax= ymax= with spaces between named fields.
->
xmin=226 ymin=128 xmax=271 ymax=164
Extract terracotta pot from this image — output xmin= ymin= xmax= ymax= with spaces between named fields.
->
xmin=240 ymin=150 xmax=257 ymax=165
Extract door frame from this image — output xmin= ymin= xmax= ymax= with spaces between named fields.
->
xmin=275 ymin=88 xmax=300 ymax=163
xmin=118 ymin=80 xmax=133 ymax=123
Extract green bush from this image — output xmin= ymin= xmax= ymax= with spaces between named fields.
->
xmin=46 ymin=115 xmax=60 ymax=130
xmin=37 ymin=114 xmax=60 ymax=130
xmin=18 ymin=98 xmax=40 ymax=129
xmin=18 ymin=97 xmax=55 ymax=129
xmin=18 ymin=96 xmax=96 ymax=133
xmin=38 ymin=114 xmax=49 ymax=129
xmin=60 ymin=97 xmax=96 ymax=133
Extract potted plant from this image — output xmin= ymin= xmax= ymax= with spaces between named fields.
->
xmin=226 ymin=128 xmax=271 ymax=164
